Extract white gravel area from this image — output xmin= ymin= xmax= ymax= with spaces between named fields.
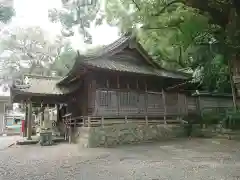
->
xmin=0 ymin=138 xmax=240 ymax=180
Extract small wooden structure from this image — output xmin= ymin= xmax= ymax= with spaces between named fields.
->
xmin=10 ymin=75 xmax=73 ymax=139
xmin=10 ymin=34 xmax=190 ymax=140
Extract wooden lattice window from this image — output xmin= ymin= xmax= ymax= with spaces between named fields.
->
xmin=99 ymin=91 xmax=111 ymax=107
xmin=120 ymin=92 xmax=138 ymax=106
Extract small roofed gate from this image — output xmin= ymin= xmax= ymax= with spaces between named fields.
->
xmin=92 ymin=89 xmax=188 ymax=117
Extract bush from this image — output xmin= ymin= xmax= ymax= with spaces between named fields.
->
xmin=201 ymin=108 xmax=226 ymax=125
xmin=224 ymin=110 xmax=240 ymax=130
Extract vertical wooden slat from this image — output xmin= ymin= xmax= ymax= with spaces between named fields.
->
xmin=24 ymin=102 xmax=28 ymax=137
xmin=69 ymin=115 xmax=72 ymax=144
xmin=177 ymin=93 xmax=180 ymax=118
xmin=88 ymin=116 xmax=91 ymax=127
xmin=184 ymin=94 xmax=188 ymax=115
xmin=27 ymin=101 xmax=32 ymax=140
xmin=117 ymin=75 xmax=120 ymax=88
xmin=117 ymin=91 xmax=120 ymax=116
xmin=162 ymin=89 xmax=167 ymax=124
xmin=64 ymin=119 xmax=67 ymax=140
xmin=144 ymin=79 xmax=148 ymax=115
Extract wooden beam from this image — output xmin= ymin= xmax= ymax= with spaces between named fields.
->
xmin=27 ymin=102 xmax=32 ymax=140
xmin=24 ymin=102 xmax=28 ymax=137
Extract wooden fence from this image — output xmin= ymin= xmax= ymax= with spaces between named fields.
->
xmin=62 ymin=114 xmax=187 ymax=128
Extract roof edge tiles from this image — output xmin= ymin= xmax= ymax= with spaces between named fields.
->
xmin=11 ymin=74 xmax=75 ymax=96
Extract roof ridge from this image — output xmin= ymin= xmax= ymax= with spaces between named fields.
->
xmin=23 ymin=74 xmax=61 ymax=80
xmin=84 ymin=33 xmax=131 ymax=58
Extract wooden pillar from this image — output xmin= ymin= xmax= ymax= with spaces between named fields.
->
xmin=40 ymin=105 xmax=44 ymax=127
xmin=117 ymin=75 xmax=120 ymax=116
xmin=82 ymin=78 xmax=88 ymax=116
xmin=69 ymin=114 xmax=72 ymax=144
xmin=27 ymin=102 xmax=32 ymax=140
xmin=24 ymin=103 xmax=28 ymax=137
xmin=162 ymin=89 xmax=167 ymax=124
xmin=196 ymin=95 xmax=201 ymax=115
xmin=91 ymin=79 xmax=97 ymax=116
xmin=144 ymin=79 xmax=148 ymax=116
xmin=56 ymin=104 xmax=60 ymax=122
xmin=177 ymin=93 xmax=180 ymax=121
xmin=195 ymin=94 xmax=203 ymax=127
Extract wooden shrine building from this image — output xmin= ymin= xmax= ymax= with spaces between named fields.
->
xmin=10 ymin=34 xmax=190 ymax=138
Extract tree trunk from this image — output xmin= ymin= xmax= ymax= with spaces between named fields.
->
xmin=228 ymin=58 xmax=237 ymax=110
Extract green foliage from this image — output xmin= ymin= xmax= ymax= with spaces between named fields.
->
xmin=224 ymin=109 xmax=240 ymax=130
xmin=50 ymin=43 xmax=76 ymax=76
xmin=0 ymin=5 xmax=15 ymax=23
xmin=0 ymin=27 xmax=75 ymax=84
xmin=200 ymin=107 xmax=240 ymax=130
xmin=48 ymin=0 xmax=100 ymax=44
xmin=103 ymin=0 xmax=232 ymax=92
xmin=201 ymin=109 xmax=224 ymax=125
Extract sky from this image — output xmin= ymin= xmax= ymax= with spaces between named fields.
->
xmin=11 ymin=0 xmax=120 ymax=50
xmin=0 ymin=0 xmax=120 ymax=96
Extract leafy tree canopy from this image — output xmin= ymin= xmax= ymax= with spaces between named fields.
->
xmin=48 ymin=0 xmax=101 ymax=44
xmin=102 ymin=0 xmax=231 ymax=93
xmin=0 ymin=4 xmax=15 ymax=23
xmin=0 ymin=27 xmax=73 ymax=85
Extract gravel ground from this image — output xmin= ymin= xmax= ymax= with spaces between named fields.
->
xmin=0 ymin=138 xmax=240 ymax=180
xmin=0 ymin=136 xmax=21 ymax=150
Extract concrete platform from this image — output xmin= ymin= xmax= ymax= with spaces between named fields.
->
xmin=16 ymin=136 xmax=66 ymax=145
xmin=16 ymin=136 xmax=40 ymax=145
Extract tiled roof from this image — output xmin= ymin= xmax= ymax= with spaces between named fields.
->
xmin=83 ymin=58 xmax=188 ymax=79
xmin=59 ymin=33 xmax=190 ymax=84
xmin=11 ymin=75 xmax=71 ymax=95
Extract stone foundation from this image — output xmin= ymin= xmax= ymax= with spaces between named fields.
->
xmin=75 ymin=124 xmax=186 ymax=148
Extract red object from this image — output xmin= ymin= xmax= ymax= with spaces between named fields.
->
xmin=21 ymin=120 xmax=25 ymax=133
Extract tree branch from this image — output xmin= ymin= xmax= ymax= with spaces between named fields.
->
xmin=141 ymin=24 xmax=183 ymax=32
xmin=151 ymin=0 xmax=184 ymax=16
xmin=130 ymin=0 xmax=141 ymax=11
